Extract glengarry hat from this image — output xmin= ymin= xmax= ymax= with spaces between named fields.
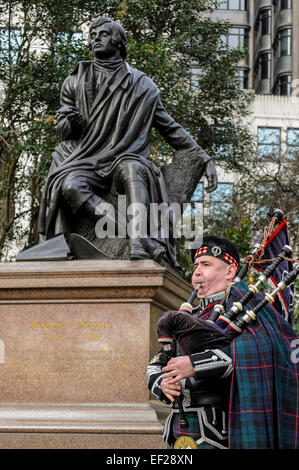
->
xmin=191 ymin=235 xmax=240 ymax=269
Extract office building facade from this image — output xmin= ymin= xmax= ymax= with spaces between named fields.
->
xmin=206 ymin=1 xmax=299 ymax=239
xmin=213 ymin=0 xmax=299 ymax=96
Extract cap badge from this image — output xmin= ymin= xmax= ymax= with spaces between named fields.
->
xmin=211 ymin=246 xmax=222 ymax=257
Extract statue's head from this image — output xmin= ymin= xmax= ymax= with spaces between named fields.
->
xmin=88 ymin=17 xmax=127 ymax=59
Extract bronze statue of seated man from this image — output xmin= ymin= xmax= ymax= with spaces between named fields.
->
xmin=36 ymin=17 xmax=217 ymax=266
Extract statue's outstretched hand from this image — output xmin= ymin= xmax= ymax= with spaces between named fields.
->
xmin=204 ymin=160 xmax=218 ymax=193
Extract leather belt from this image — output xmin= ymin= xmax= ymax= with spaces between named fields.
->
xmin=173 ymin=390 xmax=225 ymax=409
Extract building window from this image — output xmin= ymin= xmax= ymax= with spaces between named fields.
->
xmin=280 ymin=28 xmax=292 ymax=56
xmin=256 ymin=183 xmax=272 ymax=219
xmin=0 ymin=28 xmax=22 ymax=63
xmin=209 ymin=183 xmax=233 ymax=217
xmin=237 ymin=69 xmax=249 ymax=89
xmin=184 ymin=182 xmax=203 ymax=227
xmin=254 ymin=59 xmax=259 ymax=79
xmin=211 ymin=126 xmax=235 ymax=159
xmin=55 ymin=31 xmax=83 ymax=57
xmin=228 ymin=0 xmax=241 ymax=8
xmin=190 ymin=67 xmax=201 ymax=91
xmin=274 ymin=74 xmax=292 ymax=95
xmin=222 ymin=27 xmax=249 ymax=50
xmin=216 ymin=0 xmax=248 ymax=10
xmin=260 ymin=9 xmax=271 ymax=35
xmin=257 ymin=127 xmax=281 ymax=159
xmin=286 ymin=129 xmax=299 ymax=160
xmin=260 ymin=52 xmax=271 ymax=79
xmin=280 ymin=74 xmax=292 ymax=95
xmin=240 ymin=0 xmax=248 ymax=9
xmin=217 ymin=0 xmax=227 ymax=9
xmin=281 ymin=0 xmax=292 ymax=10
xmin=56 ymin=31 xmax=83 ymax=44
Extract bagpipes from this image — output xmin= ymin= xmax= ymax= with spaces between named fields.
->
xmin=155 ymin=209 xmax=299 ymax=427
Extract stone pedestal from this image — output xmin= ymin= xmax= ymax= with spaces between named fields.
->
xmin=0 ymin=259 xmax=194 ymax=449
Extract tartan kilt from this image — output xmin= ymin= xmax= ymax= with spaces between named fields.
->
xmin=227 ymin=282 xmax=299 ymax=449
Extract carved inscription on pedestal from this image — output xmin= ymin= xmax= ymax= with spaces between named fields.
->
xmin=9 ymin=319 xmax=124 ymax=386
xmin=0 ymin=303 xmax=148 ymax=402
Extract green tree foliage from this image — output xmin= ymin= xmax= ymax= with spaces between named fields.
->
xmin=206 ymin=143 xmax=299 ymax=263
xmin=0 ymin=0 xmax=254 ymax=261
xmin=241 ymin=149 xmax=299 ymax=251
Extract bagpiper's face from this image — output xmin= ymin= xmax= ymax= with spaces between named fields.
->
xmin=192 ymin=255 xmax=234 ymax=298
xmin=89 ymin=23 xmax=120 ymax=59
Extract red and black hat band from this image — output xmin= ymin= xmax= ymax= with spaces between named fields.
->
xmin=194 ymin=244 xmax=239 ymax=268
